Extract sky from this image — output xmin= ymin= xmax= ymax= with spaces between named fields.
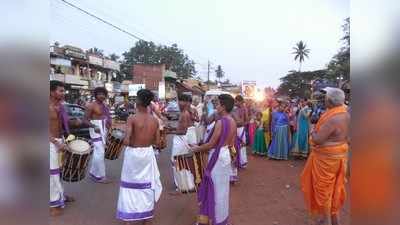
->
xmin=50 ymin=0 xmax=349 ymax=88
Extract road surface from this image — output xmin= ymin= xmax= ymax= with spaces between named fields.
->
xmin=51 ymin=122 xmax=349 ymax=225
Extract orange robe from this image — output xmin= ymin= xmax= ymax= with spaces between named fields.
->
xmin=300 ymin=105 xmax=349 ymax=216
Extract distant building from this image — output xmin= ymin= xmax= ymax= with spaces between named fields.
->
xmin=132 ymin=64 xmax=166 ymax=92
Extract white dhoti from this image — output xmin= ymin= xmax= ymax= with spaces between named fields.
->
xmin=186 ymin=126 xmax=197 ymax=145
xmin=237 ymin=127 xmax=248 ymax=168
xmin=171 ymin=135 xmax=196 ymax=192
xmin=116 ymin=146 xmax=162 ymax=221
xmin=50 ymin=139 xmax=65 ymax=208
xmin=210 ymin=146 xmax=231 ymax=223
xmin=195 ymin=122 xmax=204 ymax=144
xmin=89 ymin=119 xmax=108 ymax=182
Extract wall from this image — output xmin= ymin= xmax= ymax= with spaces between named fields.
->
xmin=132 ymin=64 xmax=165 ymax=91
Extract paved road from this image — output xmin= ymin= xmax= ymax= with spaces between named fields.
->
xmin=51 ymin=122 xmax=349 ymax=225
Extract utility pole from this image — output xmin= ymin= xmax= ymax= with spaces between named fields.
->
xmin=207 ymin=60 xmax=210 ymax=90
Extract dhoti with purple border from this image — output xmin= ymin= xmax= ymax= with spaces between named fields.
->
xmin=116 ymin=146 xmax=162 ymax=222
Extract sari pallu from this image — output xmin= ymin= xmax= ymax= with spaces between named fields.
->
xmin=197 ymin=117 xmax=231 ymax=225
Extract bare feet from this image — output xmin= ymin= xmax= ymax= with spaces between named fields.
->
xmin=168 ymin=189 xmax=182 ymax=196
xmin=64 ymin=195 xmax=75 ymax=203
xmin=50 ymin=207 xmax=63 ymax=216
xmin=331 ymin=215 xmax=339 ymax=225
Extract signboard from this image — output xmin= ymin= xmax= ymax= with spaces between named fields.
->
xmin=241 ymin=81 xmax=257 ymax=98
xmin=103 ymin=59 xmax=120 ymax=71
xmin=129 ymin=84 xmax=145 ymax=96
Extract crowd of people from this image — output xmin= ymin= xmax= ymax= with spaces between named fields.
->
xmin=49 ymin=79 xmax=350 ymax=225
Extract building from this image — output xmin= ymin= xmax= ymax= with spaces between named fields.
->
xmin=132 ymin=64 xmax=166 ymax=91
xmin=49 ymin=43 xmax=121 ymax=103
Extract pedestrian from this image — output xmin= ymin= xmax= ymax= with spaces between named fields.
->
xmin=301 ymin=87 xmax=350 ymax=225
xmin=268 ymin=102 xmax=291 ymax=160
xmin=232 ymin=95 xmax=248 ymax=168
xmin=192 ymin=97 xmax=204 ymax=143
xmin=191 ymin=94 xmax=237 ymax=225
xmin=261 ymin=100 xmax=272 ymax=149
xmin=292 ymin=99 xmax=312 ymax=158
xmin=85 ymin=87 xmax=112 ymax=183
xmin=252 ymin=111 xmax=268 ymax=155
xmin=116 ymin=89 xmax=162 ymax=224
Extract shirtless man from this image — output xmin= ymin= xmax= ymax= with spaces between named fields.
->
xmin=85 ymin=87 xmax=112 ymax=183
xmin=166 ymin=94 xmax=194 ymax=192
xmin=301 ymin=87 xmax=350 ymax=225
xmin=49 ymin=80 xmax=80 ymax=216
xmin=230 ymin=95 xmax=248 ymax=182
xmin=116 ymin=89 xmax=162 ymax=225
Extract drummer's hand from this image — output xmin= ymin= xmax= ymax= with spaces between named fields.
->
xmin=190 ymin=145 xmax=200 ymax=153
xmin=94 ymin=127 xmax=101 ymax=133
xmin=55 ymin=141 xmax=67 ymax=151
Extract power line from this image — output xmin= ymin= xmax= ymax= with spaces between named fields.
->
xmin=58 ymin=0 xmax=145 ymax=41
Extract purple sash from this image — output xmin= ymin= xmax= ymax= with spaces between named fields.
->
xmin=234 ymin=128 xmax=245 ymax=168
xmin=96 ymin=100 xmax=112 ymax=128
xmin=197 ymin=117 xmax=230 ymax=225
xmin=59 ymin=104 xmax=70 ymax=135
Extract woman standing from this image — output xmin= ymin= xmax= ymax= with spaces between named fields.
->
xmin=252 ymin=111 xmax=268 ymax=155
xmin=292 ymin=100 xmax=312 ymax=158
xmin=268 ymin=102 xmax=291 ymax=160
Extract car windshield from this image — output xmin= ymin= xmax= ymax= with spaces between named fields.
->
xmin=66 ymin=105 xmax=85 ymax=118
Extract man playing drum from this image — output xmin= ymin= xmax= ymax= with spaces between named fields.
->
xmin=190 ymin=94 xmax=237 ymax=225
xmin=167 ymin=93 xmax=197 ymax=193
xmin=49 ymin=80 xmax=82 ymax=216
xmin=85 ymin=87 xmax=112 ymax=183
xmin=116 ymin=89 xmax=162 ymax=225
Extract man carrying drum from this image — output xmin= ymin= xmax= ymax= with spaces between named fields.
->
xmin=190 ymin=94 xmax=237 ymax=225
xmin=166 ymin=93 xmax=197 ymax=193
xmin=116 ymin=89 xmax=162 ymax=224
xmin=85 ymin=87 xmax=112 ymax=183
xmin=49 ymin=80 xmax=87 ymax=216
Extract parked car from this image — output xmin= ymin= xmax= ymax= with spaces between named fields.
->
xmin=165 ymin=100 xmax=180 ymax=120
xmin=64 ymin=104 xmax=91 ymax=139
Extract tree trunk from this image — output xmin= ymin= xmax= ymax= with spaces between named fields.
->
xmin=298 ymin=62 xmax=302 ymax=72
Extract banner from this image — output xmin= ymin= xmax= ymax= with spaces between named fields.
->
xmin=241 ymin=81 xmax=257 ymax=98
xmin=129 ymin=84 xmax=145 ymax=96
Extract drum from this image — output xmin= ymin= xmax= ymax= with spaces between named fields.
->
xmin=105 ymin=128 xmax=126 ymax=160
xmin=174 ymin=152 xmax=208 ymax=193
xmin=61 ymin=138 xmax=93 ymax=182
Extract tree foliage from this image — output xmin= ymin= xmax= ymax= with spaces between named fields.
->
xmin=326 ymin=17 xmax=350 ymax=81
xmin=87 ymin=47 xmax=104 ymax=57
xmin=292 ymin=41 xmax=310 ymax=71
xmin=277 ymin=70 xmax=328 ymax=98
xmin=121 ymin=40 xmax=197 ymax=80
xmin=215 ymin=65 xmax=225 ymax=82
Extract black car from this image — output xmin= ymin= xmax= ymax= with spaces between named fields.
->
xmin=64 ymin=104 xmax=91 ymax=139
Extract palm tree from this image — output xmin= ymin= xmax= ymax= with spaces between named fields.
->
xmin=215 ymin=65 xmax=224 ymax=82
xmin=292 ymin=41 xmax=310 ymax=72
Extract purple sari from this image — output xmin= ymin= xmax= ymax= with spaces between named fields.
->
xmin=59 ymin=104 xmax=70 ymax=135
xmin=197 ymin=117 xmax=230 ymax=225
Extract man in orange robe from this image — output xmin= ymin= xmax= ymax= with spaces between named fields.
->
xmin=301 ymin=87 xmax=350 ymax=225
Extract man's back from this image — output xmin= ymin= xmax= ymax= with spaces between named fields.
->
xmin=127 ymin=113 xmax=159 ymax=147
xmin=325 ymin=113 xmax=350 ymax=144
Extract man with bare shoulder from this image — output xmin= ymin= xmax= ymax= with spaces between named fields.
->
xmin=301 ymin=87 xmax=350 ymax=225
xmin=85 ymin=87 xmax=112 ymax=183
xmin=166 ymin=94 xmax=195 ymax=193
xmin=116 ymin=89 xmax=162 ymax=225
xmin=190 ymin=94 xmax=237 ymax=225
xmin=49 ymin=80 xmax=79 ymax=216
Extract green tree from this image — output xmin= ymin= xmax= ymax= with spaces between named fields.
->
xmin=87 ymin=47 xmax=104 ymax=57
xmin=108 ymin=53 xmax=120 ymax=61
xmin=326 ymin=17 xmax=350 ymax=82
xmin=121 ymin=40 xmax=197 ymax=80
xmin=292 ymin=41 xmax=310 ymax=72
xmin=277 ymin=70 xmax=328 ymax=98
xmin=215 ymin=65 xmax=224 ymax=82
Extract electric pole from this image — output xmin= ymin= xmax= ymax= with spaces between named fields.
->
xmin=207 ymin=60 xmax=210 ymax=90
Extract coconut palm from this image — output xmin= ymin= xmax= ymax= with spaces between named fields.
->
xmin=292 ymin=41 xmax=310 ymax=72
